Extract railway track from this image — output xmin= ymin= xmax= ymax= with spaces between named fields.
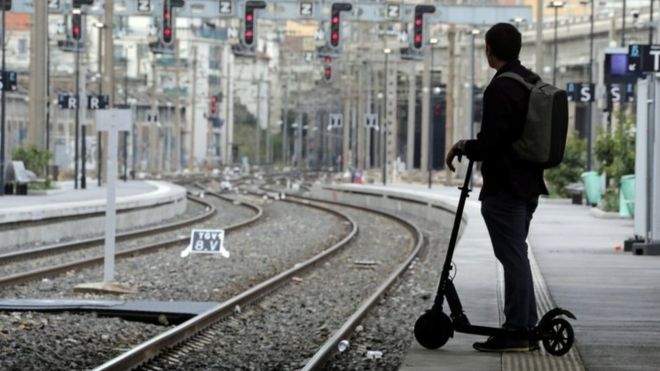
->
xmin=0 ymin=189 xmax=262 ymax=289
xmin=91 ymin=181 xmax=424 ymax=371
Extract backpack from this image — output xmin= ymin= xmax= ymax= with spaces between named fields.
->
xmin=498 ymin=72 xmax=569 ymax=169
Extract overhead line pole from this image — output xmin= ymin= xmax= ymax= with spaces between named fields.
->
xmin=0 ymin=2 xmax=6 ymax=195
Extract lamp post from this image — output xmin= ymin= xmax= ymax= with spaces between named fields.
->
xmin=0 ymin=2 xmax=6 ymax=195
xmin=580 ymin=0 xmax=595 ymax=171
xmin=548 ymin=1 xmax=565 ymax=86
xmin=73 ymin=8 xmax=82 ymax=189
xmin=428 ymin=38 xmax=438 ymax=189
xmin=382 ymin=48 xmax=391 ymax=186
xmin=470 ymin=29 xmax=480 ymax=142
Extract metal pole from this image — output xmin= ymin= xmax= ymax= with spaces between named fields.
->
xmin=82 ymin=125 xmax=87 ymax=188
xmin=0 ymin=5 xmax=5 ymax=196
xmin=282 ymin=70 xmax=289 ymax=167
xmin=470 ymin=32 xmax=476 ymax=140
xmin=535 ymin=0 xmax=544 ymax=77
xmin=621 ymin=0 xmax=627 ymax=46
xmin=428 ymin=46 xmax=434 ymax=189
xmin=650 ymin=0 xmax=655 ymax=44
xmin=587 ymin=0 xmax=595 ymax=171
xmin=46 ymin=34 xmax=51 ymax=179
xmin=382 ymin=53 xmax=388 ymax=186
xmin=255 ymin=74 xmax=261 ymax=166
xmin=553 ymin=7 xmax=559 ymax=86
xmin=189 ymin=46 xmax=197 ymax=170
xmin=647 ymin=75 xmax=655 ymax=244
xmin=74 ymin=37 xmax=81 ymax=189
xmin=98 ymin=26 xmax=103 ymax=187
xmin=123 ymin=56 xmax=128 ymax=181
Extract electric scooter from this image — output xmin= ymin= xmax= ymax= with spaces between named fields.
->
xmin=414 ymin=160 xmax=576 ymax=356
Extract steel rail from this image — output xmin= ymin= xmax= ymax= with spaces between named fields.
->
xmin=92 ymin=191 xmax=359 ymax=371
xmin=0 ymin=189 xmax=263 ymax=288
xmin=0 ymin=195 xmax=209 ymax=265
xmin=291 ymin=195 xmax=425 ymax=370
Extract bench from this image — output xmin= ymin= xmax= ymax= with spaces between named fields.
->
xmin=4 ymin=161 xmax=43 ymax=195
xmin=565 ymin=182 xmax=584 ymax=205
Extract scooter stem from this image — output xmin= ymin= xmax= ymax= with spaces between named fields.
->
xmin=433 ymin=160 xmax=474 ymax=308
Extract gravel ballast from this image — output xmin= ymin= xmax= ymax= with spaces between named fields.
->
xmin=1 ymin=198 xmax=348 ymax=303
xmin=0 ymin=197 xmax=349 ymax=369
xmin=0 ymin=311 xmax=168 ymax=371
xmin=322 ymin=209 xmax=452 ymax=370
xmin=143 ymin=201 xmax=416 ymax=370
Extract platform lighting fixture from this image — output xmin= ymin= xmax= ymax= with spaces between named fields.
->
xmin=510 ymin=17 xmax=526 ymax=28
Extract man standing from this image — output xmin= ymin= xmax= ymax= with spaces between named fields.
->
xmin=445 ymin=23 xmax=548 ymax=352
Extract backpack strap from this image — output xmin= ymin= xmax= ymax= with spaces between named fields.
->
xmin=497 ymin=72 xmax=538 ymax=90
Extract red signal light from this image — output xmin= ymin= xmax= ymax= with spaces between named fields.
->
xmin=72 ymin=13 xmax=82 ymax=41
xmin=324 ymin=66 xmax=332 ymax=80
xmin=329 ymin=3 xmax=352 ymax=48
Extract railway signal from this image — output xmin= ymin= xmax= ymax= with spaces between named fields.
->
xmin=71 ymin=10 xmax=82 ymax=40
xmin=323 ymin=56 xmax=332 ymax=81
xmin=330 ymin=3 xmax=352 ymax=48
xmin=413 ymin=5 xmax=435 ymax=49
xmin=72 ymin=0 xmax=93 ymax=7
xmin=243 ymin=1 xmax=266 ymax=47
xmin=210 ymin=95 xmax=218 ymax=114
xmin=0 ymin=0 xmax=10 ymax=11
xmin=161 ymin=0 xmax=184 ymax=45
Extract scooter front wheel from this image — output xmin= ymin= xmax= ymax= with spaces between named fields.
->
xmin=414 ymin=310 xmax=453 ymax=349
xmin=541 ymin=318 xmax=574 ymax=356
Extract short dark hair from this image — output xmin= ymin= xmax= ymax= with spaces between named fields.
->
xmin=485 ymin=23 xmax=522 ymax=61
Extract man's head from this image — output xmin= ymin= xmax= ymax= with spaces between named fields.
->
xmin=485 ymin=23 xmax=522 ymax=69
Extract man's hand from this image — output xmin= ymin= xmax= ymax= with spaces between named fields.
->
xmin=445 ymin=140 xmax=467 ymax=172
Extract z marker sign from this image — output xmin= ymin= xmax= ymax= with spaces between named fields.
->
xmin=181 ymin=229 xmax=229 ymax=258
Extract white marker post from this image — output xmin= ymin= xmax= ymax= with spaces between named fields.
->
xmin=96 ymin=109 xmax=132 ymax=282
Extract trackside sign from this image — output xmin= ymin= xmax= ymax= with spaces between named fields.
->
xmin=181 ymin=229 xmax=229 ymax=258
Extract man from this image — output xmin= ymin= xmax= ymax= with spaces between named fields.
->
xmin=445 ymin=23 xmax=548 ymax=352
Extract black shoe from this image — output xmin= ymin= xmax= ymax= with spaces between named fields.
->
xmin=473 ymin=336 xmax=533 ymax=353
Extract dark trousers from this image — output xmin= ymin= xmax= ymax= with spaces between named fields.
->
xmin=481 ymin=192 xmax=539 ymax=329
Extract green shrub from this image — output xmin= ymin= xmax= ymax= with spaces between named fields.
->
xmin=12 ymin=145 xmax=52 ymax=178
xmin=593 ymin=112 xmax=636 ymax=212
xmin=545 ymin=130 xmax=586 ymax=197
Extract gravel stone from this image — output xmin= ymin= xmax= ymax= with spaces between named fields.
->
xmin=0 ymin=311 xmax=167 ymax=371
xmin=144 ymin=202 xmax=415 ymax=370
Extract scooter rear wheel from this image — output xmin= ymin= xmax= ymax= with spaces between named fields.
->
xmin=542 ymin=318 xmax=574 ymax=356
xmin=414 ymin=310 xmax=453 ymax=349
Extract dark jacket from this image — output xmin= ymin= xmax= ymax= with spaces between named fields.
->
xmin=464 ymin=60 xmax=549 ymax=201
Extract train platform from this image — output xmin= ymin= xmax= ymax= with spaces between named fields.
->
xmin=0 ymin=180 xmax=188 ymax=249
xmin=328 ymin=182 xmax=658 ymax=371
xmin=0 ymin=180 xmax=185 ymax=224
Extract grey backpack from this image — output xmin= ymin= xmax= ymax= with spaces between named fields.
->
xmin=498 ymin=72 xmax=569 ymax=169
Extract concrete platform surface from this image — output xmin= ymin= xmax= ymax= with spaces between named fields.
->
xmin=330 ymin=182 xmax=655 ymax=371
xmin=0 ymin=180 xmax=186 ymax=224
